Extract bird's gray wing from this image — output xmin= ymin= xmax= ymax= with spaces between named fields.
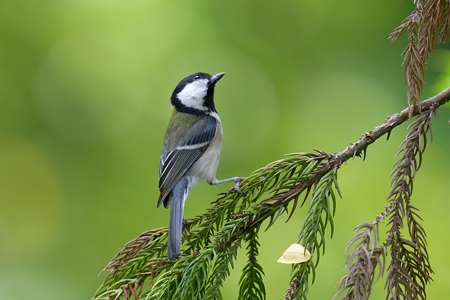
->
xmin=158 ymin=116 xmax=217 ymax=208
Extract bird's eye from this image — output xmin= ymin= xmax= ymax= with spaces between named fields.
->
xmin=194 ymin=75 xmax=200 ymax=80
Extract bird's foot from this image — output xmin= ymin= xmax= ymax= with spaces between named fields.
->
xmin=211 ymin=176 xmax=246 ymax=193
xmin=232 ymin=177 xmax=245 ymax=193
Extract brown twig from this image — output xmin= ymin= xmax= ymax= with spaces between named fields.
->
xmin=263 ymin=87 xmax=450 ymax=208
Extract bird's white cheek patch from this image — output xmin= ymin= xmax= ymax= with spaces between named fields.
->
xmin=177 ymin=80 xmax=209 ymax=111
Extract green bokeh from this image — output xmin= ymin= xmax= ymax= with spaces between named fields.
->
xmin=1 ymin=0 xmax=449 ymax=299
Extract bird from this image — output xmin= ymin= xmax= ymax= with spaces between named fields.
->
xmin=158 ymin=72 xmax=243 ymax=259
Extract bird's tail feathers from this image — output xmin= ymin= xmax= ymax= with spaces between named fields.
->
xmin=168 ymin=179 xmax=189 ymax=259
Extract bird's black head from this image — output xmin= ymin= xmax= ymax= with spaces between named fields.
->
xmin=171 ymin=72 xmax=225 ymax=115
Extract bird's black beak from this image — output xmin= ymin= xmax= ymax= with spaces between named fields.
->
xmin=210 ymin=72 xmax=225 ymax=85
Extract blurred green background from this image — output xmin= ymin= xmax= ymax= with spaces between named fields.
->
xmin=1 ymin=0 xmax=449 ymax=299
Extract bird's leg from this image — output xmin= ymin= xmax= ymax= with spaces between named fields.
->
xmin=210 ymin=176 xmax=245 ymax=193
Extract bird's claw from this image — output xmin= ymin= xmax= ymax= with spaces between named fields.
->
xmin=233 ymin=177 xmax=245 ymax=193
xmin=182 ymin=218 xmax=189 ymax=229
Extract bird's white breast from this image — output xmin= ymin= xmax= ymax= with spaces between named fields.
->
xmin=188 ymin=113 xmax=223 ymax=187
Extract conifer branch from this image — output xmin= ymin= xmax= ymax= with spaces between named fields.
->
xmin=335 ymin=100 xmax=442 ymax=300
xmin=389 ymin=0 xmax=450 ymax=118
xmin=384 ymin=108 xmax=435 ymax=300
xmin=94 ymin=88 xmax=450 ymax=300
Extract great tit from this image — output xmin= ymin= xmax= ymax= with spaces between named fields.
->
xmin=158 ymin=72 xmax=243 ymax=259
